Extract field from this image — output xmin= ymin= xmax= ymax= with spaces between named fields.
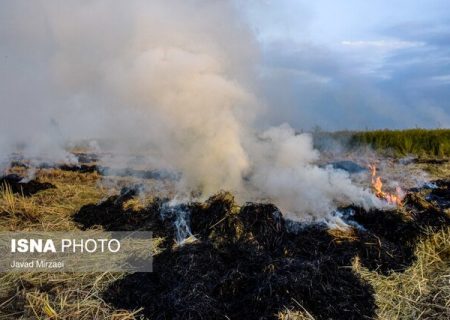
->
xmin=314 ymin=129 xmax=450 ymax=157
xmin=3 ymin=0 xmax=449 ymax=318
xmin=0 ymin=140 xmax=449 ymax=319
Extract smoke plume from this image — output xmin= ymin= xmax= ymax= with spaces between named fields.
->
xmin=0 ymin=0 xmax=382 ymax=220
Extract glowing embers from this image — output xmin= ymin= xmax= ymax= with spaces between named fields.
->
xmin=369 ymin=164 xmax=405 ymax=206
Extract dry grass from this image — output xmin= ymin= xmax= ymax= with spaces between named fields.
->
xmin=278 ymin=309 xmax=315 ymax=320
xmin=420 ymin=161 xmax=450 ymax=180
xmin=0 ymin=166 xmax=449 ymax=319
xmin=0 ymin=169 xmax=103 ymax=231
xmin=0 ymin=272 xmax=139 ymax=319
xmin=278 ymin=299 xmax=316 ymax=320
xmin=355 ymin=227 xmax=450 ymax=320
xmin=122 ymin=196 xmax=156 ymax=212
xmin=0 ymin=182 xmax=40 ymax=222
xmin=0 ymin=169 xmax=141 ymax=319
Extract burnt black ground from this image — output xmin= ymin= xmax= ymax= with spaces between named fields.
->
xmin=49 ymin=163 xmax=178 ymax=180
xmin=426 ymin=179 xmax=450 ymax=209
xmin=0 ymin=174 xmax=55 ymax=196
xmin=73 ymin=152 xmax=99 ymax=164
xmin=9 ymin=158 xmax=178 ymax=180
xmin=73 ymin=187 xmax=175 ymax=243
xmin=72 ymin=180 xmax=450 ymax=320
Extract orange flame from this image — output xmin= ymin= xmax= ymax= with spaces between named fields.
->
xmin=369 ymin=164 xmax=404 ymax=206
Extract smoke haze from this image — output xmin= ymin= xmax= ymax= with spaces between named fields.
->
xmin=0 ymin=0 xmax=383 ymax=219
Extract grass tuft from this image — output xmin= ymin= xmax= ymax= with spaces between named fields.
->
xmin=355 ymin=227 xmax=450 ymax=320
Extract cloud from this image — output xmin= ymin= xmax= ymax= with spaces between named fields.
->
xmin=255 ymin=13 xmax=450 ymax=130
xmin=341 ymin=39 xmax=425 ymax=50
xmin=257 ymin=39 xmax=419 ymax=130
xmin=431 ymin=75 xmax=450 ymax=85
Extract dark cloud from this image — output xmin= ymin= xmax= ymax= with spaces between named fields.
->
xmin=258 ymin=20 xmax=450 ymax=130
xmin=384 ymin=20 xmax=450 ymax=46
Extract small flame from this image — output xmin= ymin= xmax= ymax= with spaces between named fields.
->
xmin=369 ymin=164 xmax=404 ymax=206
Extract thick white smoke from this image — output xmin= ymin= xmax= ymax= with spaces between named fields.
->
xmin=247 ymin=124 xmax=383 ymax=218
xmin=0 ymin=0 xmax=382 ymax=220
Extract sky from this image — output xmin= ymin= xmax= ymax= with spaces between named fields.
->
xmin=1 ymin=0 xmax=449 ymax=133
xmin=240 ymin=0 xmax=450 ymax=130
